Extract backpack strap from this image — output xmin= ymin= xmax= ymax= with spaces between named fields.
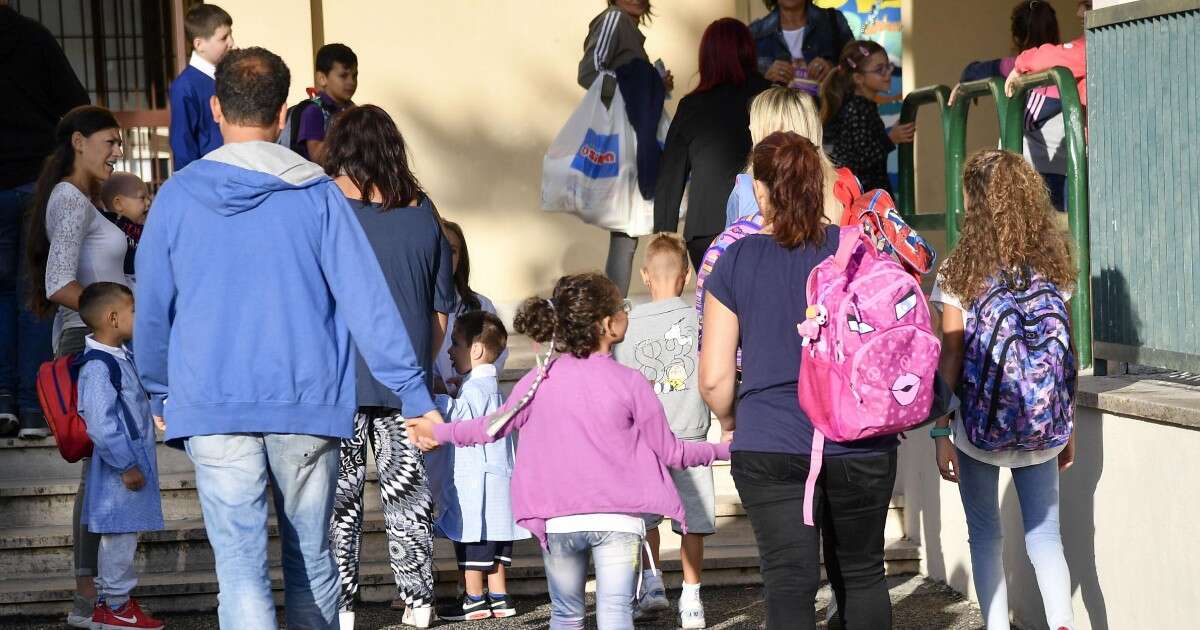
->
xmin=79 ymin=350 xmax=141 ymax=443
xmin=802 ymin=431 xmax=825 ymax=527
xmin=833 ymin=225 xmax=864 ymax=271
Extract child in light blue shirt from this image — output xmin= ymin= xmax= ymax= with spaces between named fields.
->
xmin=431 ymin=311 xmax=529 ymax=621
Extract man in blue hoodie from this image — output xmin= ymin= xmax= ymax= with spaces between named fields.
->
xmin=134 ymin=47 xmax=444 ymax=630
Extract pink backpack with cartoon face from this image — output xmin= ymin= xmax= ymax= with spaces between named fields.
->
xmin=794 ymin=226 xmax=941 ymax=525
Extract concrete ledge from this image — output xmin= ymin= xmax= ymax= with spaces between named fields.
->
xmin=1077 ymin=373 xmax=1200 ymax=430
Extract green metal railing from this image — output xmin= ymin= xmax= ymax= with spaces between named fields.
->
xmin=896 ymin=85 xmax=950 ymax=232
xmin=897 ymin=68 xmax=1092 ymax=366
xmin=1002 ymin=67 xmax=1092 ymax=369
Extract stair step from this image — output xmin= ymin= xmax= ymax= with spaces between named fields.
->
xmin=0 ymin=538 xmax=921 ymax=616
xmin=0 ymin=496 xmax=757 ymax=578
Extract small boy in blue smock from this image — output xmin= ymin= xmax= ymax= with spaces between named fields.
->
xmin=76 ymin=282 xmax=164 ymax=630
xmin=432 ymin=311 xmax=529 ymax=622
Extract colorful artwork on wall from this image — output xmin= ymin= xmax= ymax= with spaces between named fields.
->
xmin=817 ymin=0 xmax=903 ymax=189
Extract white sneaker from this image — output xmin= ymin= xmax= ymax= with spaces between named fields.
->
xmin=679 ymin=596 xmax=707 ymax=629
xmin=338 ymin=610 xmax=355 ymax=630
xmin=402 ymin=605 xmax=433 ymax=628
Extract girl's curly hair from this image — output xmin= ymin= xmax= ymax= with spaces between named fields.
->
xmin=513 ymin=273 xmax=623 ymax=358
xmin=939 ymin=149 xmax=1076 ymax=303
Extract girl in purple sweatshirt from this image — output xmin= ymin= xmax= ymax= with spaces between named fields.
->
xmin=408 ymin=272 xmax=730 ymax=630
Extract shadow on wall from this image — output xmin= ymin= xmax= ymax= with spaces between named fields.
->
xmin=1092 ymin=267 xmax=1142 ymax=371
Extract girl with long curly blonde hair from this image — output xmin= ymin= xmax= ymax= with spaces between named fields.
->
xmin=929 ymin=148 xmax=1077 ymax=630
xmin=939 ymin=149 xmax=1075 ymax=302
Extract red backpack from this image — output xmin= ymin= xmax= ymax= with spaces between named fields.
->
xmin=35 ymin=350 xmax=125 ymax=462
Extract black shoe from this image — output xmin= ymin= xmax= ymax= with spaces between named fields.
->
xmin=0 ymin=395 xmax=17 ymax=437
xmin=488 ymin=594 xmax=516 ymax=619
xmin=18 ymin=409 xmax=48 ymax=439
xmin=438 ymin=594 xmax=492 ymax=622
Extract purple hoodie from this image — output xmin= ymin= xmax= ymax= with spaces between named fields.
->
xmin=434 ymin=352 xmax=730 ymax=547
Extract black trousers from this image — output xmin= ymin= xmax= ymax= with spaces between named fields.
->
xmin=686 ymin=234 xmax=717 ymax=275
xmin=731 ymin=449 xmax=897 ymax=630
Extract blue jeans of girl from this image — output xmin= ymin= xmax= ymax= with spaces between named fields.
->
xmin=957 ymin=449 xmax=1074 ymax=630
xmin=542 ymin=531 xmax=641 ymax=630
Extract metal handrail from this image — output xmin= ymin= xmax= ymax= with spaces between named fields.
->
xmin=944 ymin=77 xmax=1010 ymax=247
xmin=896 ymin=68 xmax=1090 ymax=366
xmin=897 ymin=85 xmax=951 ymax=231
xmin=1002 ymin=67 xmax=1092 ymax=367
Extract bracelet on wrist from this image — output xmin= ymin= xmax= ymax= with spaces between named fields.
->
xmin=929 ymin=426 xmax=953 ymax=439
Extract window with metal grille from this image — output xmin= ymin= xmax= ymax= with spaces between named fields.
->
xmin=10 ymin=0 xmax=197 ymax=189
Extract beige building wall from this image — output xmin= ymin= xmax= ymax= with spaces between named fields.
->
xmin=221 ymin=0 xmax=747 ymax=317
xmin=898 ymin=405 xmax=1200 ymax=630
xmin=221 ymin=0 xmax=315 ymax=106
xmin=215 ymin=0 xmax=1083 ymax=314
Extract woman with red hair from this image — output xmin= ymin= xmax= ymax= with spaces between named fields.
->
xmin=655 ymin=18 xmax=771 ymax=272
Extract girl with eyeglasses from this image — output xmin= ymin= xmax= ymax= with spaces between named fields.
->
xmin=819 ymin=40 xmax=911 ymax=194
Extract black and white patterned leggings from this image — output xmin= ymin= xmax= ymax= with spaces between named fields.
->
xmin=330 ymin=408 xmax=434 ymax=612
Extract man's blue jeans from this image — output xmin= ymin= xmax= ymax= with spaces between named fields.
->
xmin=186 ymin=433 xmax=341 ymax=630
xmin=0 ymin=186 xmax=53 ymax=414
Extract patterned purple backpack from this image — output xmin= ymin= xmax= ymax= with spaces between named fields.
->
xmin=960 ymin=270 xmax=1076 ymax=451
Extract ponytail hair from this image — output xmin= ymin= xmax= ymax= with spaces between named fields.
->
xmin=751 ymin=131 xmax=828 ymax=249
xmin=26 ymin=105 xmax=120 ymax=317
xmin=513 ymin=272 xmax=622 ymax=358
xmin=819 ymin=39 xmax=886 ymax=124
xmin=1011 ymin=0 xmax=1061 ymax=52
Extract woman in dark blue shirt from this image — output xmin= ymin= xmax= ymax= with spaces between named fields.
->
xmin=699 ymin=131 xmax=897 ymax=629
xmin=322 ymin=104 xmax=454 ymax=628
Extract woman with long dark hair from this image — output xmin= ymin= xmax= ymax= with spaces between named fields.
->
xmin=432 ymin=219 xmax=508 ymax=390
xmin=24 ymin=104 xmax=126 ymax=628
xmin=654 ymin=17 xmax=771 ymax=272
xmin=699 ymin=132 xmax=899 ymax=629
xmin=322 ymin=104 xmax=455 ymax=630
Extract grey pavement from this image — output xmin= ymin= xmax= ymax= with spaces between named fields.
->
xmin=0 ymin=575 xmax=988 ymax=629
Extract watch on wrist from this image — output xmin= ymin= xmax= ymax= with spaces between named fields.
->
xmin=929 ymin=426 xmax=952 ymax=439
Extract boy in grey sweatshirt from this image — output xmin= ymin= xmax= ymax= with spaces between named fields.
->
xmin=612 ymin=234 xmax=714 ymax=630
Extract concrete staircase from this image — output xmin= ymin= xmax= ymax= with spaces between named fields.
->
xmin=0 ymin=340 xmax=920 ymax=618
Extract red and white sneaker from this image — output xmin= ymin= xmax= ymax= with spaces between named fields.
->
xmin=92 ymin=598 xmax=164 ymax=630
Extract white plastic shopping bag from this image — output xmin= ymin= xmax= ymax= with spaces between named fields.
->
xmin=541 ymin=74 xmax=668 ymax=237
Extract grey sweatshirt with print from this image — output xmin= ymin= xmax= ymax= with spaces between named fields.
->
xmin=613 ymin=297 xmax=711 ymax=440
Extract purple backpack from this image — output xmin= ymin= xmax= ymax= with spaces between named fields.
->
xmin=960 ymin=271 xmax=1075 ymax=451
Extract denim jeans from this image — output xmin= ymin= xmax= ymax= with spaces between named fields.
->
xmin=96 ymin=533 xmax=138 ymax=609
xmin=0 ymin=186 xmax=53 ymax=414
xmin=542 ymin=531 xmax=641 ymax=630
xmin=957 ymin=449 xmax=1074 ymax=630
xmin=732 ymin=450 xmax=896 ymax=630
xmin=186 ymin=433 xmax=341 ymax=630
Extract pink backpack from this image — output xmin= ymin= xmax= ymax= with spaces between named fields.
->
xmin=795 ymin=226 xmax=941 ymax=525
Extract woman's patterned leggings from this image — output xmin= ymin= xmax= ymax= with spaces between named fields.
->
xmin=330 ymin=408 xmax=434 ymax=612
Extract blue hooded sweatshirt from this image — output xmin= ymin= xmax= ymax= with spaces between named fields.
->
xmin=134 ymin=141 xmax=435 ymax=444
